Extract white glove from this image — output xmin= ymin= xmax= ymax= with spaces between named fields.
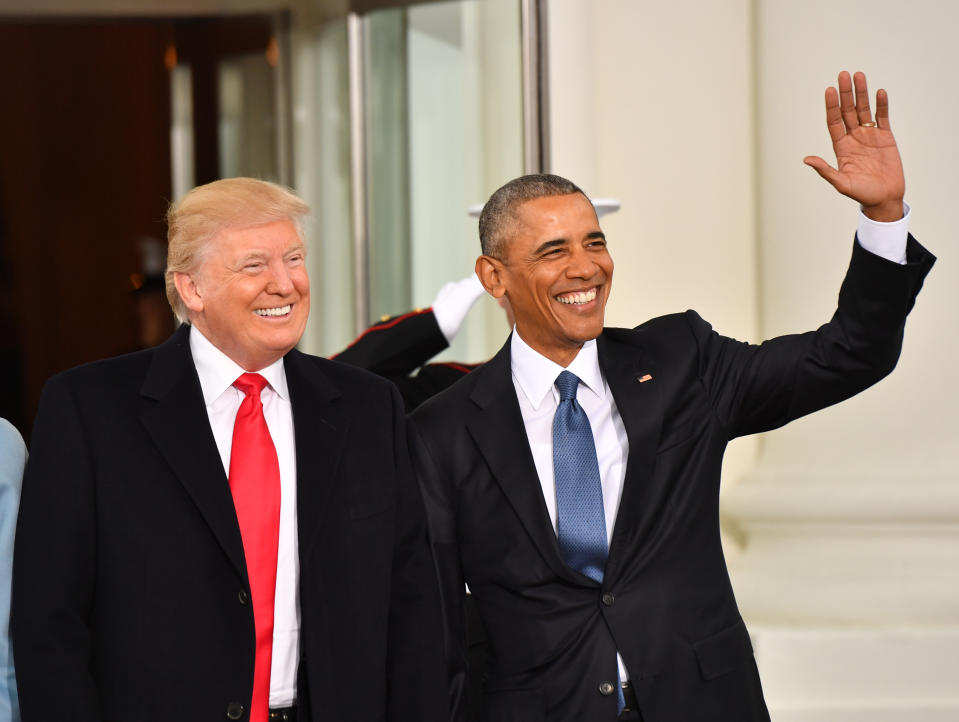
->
xmin=431 ymin=273 xmax=486 ymax=343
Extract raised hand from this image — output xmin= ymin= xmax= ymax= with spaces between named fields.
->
xmin=804 ymin=71 xmax=905 ymax=222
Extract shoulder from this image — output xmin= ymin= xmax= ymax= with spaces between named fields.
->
xmin=288 ymin=349 xmax=400 ymax=399
xmin=41 ymin=347 xmax=157 ymax=401
xmin=410 ymin=359 xmax=484 ymax=426
xmin=603 ymin=310 xmax=713 ymax=351
xmin=624 ymin=310 xmax=710 ymax=336
xmin=0 ymin=418 xmax=27 ymax=484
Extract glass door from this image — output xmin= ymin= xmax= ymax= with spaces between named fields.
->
xmin=368 ymin=0 xmax=524 ymax=363
xmin=299 ymin=0 xmax=525 ymax=362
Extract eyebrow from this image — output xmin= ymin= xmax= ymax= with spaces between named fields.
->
xmin=532 ymin=231 xmax=605 ymax=255
xmin=236 ymin=251 xmax=269 ymax=265
xmin=235 ymin=241 xmax=306 ymax=264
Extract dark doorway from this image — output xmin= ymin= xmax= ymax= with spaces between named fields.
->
xmin=0 ymin=16 xmax=278 ymax=440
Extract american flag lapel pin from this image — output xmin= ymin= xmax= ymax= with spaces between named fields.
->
xmin=637 ymin=373 xmax=653 ymax=383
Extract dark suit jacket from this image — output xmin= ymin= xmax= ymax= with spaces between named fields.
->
xmin=410 ymin=238 xmax=934 ymax=722
xmin=333 ymin=309 xmax=480 ymax=412
xmin=11 ymin=325 xmax=448 ymax=722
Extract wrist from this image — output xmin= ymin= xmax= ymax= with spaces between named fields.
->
xmin=862 ymin=199 xmax=904 ymax=223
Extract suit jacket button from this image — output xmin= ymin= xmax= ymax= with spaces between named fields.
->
xmin=601 ymin=592 xmax=615 ymax=607
xmin=226 ymin=701 xmax=244 ymax=719
xmin=238 ymin=589 xmax=250 ymax=605
xmin=598 ymin=681 xmax=615 ymax=696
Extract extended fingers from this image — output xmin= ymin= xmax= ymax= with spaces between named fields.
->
xmin=838 ymin=71 xmax=859 ymax=132
xmin=853 ymin=71 xmax=874 ymax=126
xmin=824 ymin=87 xmax=845 ymax=143
xmin=876 ymin=88 xmax=891 ymax=130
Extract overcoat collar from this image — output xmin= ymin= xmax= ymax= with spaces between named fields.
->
xmin=138 ymin=325 xmax=347 ymax=581
xmin=283 ymin=347 xmax=348 ymax=563
xmin=139 ymin=325 xmax=249 ymax=581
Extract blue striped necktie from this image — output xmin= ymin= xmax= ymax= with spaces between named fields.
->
xmin=552 ymin=370 xmax=625 ymax=714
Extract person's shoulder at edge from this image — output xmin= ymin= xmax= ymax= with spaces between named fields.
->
xmin=0 ymin=418 xmax=26 ymax=476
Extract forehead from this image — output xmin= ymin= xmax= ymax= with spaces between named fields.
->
xmin=510 ymin=193 xmax=599 ymax=240
xmin=210 ymin=219 xmax=303 ymax=255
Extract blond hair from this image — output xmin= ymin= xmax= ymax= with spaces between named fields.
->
xmin=165 ymin=177 xmax=310 ymax=322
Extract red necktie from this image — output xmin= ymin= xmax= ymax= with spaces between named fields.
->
xmin=229 ymin=373 xmax=281 ymax=722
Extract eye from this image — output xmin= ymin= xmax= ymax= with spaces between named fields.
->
xmin=243 ymin=261 xmax=265 ymax=272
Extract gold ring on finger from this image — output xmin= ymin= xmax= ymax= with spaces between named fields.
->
xmin=861 ymin=121 xmax=877 ymax=128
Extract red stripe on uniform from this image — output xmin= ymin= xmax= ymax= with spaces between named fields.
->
xmin=331 ymin=308 xmax=433 ymax=357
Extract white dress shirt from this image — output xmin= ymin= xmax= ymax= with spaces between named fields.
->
xmin=508 ymin=208 xmax=911 ymax=682
xmin=190 ymin=326 xmax=300 ymax=708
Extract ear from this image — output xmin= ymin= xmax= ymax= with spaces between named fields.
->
xmin=475 ymin=255 xmax=507 ymax=299
xmin=173 ymin=271 xmax=204 ymax=314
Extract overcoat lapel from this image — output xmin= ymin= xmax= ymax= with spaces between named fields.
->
xmin=139 ymin=325 xmax=249 ymax=582
xmin=465 ymin=340 xmax=580 ymax=582
xmin=284 ymin=349 xmax=348 ymax=564
xmin=598 ymin=330 xmax=665 ymax=583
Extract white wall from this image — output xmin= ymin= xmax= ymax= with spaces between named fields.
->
xmin=548 ymin=0 xmax=760 ymax=499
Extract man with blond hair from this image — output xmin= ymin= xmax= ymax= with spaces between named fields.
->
xmin=12 ymin=178 xmax=447 ymax=722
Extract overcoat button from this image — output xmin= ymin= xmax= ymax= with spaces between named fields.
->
xmin=226 ymin=701 xmax=244 ymax=719
xmin=238 ymin=589 xmax=250 ymax=605
xmin=598 ymin=681 xmax=615 ymax=696
xmin=601 ymin=592 xmax=615 ymax=607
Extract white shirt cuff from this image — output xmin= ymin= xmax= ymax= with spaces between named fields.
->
xmin=856 ymin=202 xmax=910 ymax=265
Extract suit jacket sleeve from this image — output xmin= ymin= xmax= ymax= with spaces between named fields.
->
xmin=690 ymin=235 xmax=934 ymax=438
xmin=408 ymin=421 xmax=470 ymax=721
xmin=12 ymin=375 xmax=101 ymax=721
xmin=386 ymin=385 xmax=452 ymax=722
xmin=333 ymin=310 xmax=449 ymax=378
xmin=334 ymin=310 xmax=480 ymax=412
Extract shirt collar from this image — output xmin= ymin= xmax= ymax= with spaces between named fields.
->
xmin=189 ymin=325 xmax=290 ymax=406
xmin=510 ymin=328 xmax=605 ymax=411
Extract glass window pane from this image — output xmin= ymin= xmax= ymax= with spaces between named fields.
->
xmin=368 ymin=0 xmax=524 ymax=363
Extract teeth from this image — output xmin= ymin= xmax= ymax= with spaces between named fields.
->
xmin=556 ymin=288 xmax=597 ymax=305
xmin=255 ymin=305 xmax=291 ymax=317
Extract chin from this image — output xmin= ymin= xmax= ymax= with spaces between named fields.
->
xmin=567 ymin=321 xmax=604 ymax=342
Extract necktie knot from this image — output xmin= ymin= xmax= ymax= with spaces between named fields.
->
xmin=555 ymin=370 xmax=580 ymax=401
xmin=234 ymin=372 xmax=269 ymax=397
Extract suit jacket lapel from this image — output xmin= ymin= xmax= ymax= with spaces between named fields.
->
xmin=465 ymin=340 xmax=579 ymax=582
xmin=598 ymin=331 xmax=665 ymax=583
xmin=284 ymin=349 xmax=348 ymax=564
xmin=139 ymin=325 xmax=249 ymax=582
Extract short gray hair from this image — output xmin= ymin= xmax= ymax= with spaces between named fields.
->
xmin=478 ymin=173 xmax=586 ymax=259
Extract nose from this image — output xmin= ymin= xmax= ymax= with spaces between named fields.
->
xmin=267 ymin=260 xmax=295 ymax=295
xmin=566 ymin=246 xmax=598 ymax=279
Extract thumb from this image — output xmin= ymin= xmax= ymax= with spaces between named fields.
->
xmin=803 ymin=156 xmax=844 ymax=189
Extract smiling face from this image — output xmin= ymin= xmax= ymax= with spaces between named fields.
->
xmin=476 ymin=192 xmax=613 ymax=366
xmin=174 ymin=218 xmax=310 ymax=371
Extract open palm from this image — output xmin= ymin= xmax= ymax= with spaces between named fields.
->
xmin=804 ymin=71 xmax=905 ymax=222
